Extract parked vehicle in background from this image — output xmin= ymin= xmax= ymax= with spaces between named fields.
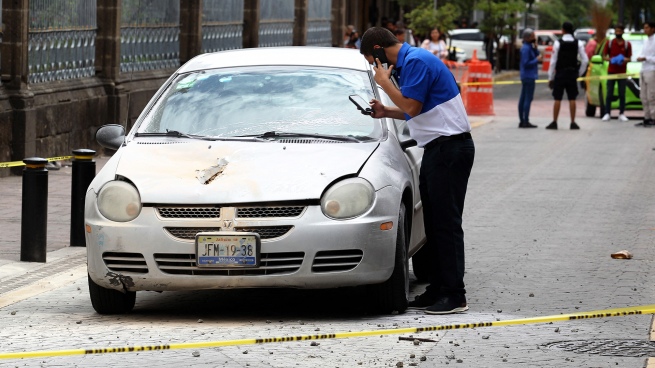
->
xmin=448 ymin=29 xmax=489 ymax=61
xmin=585 ymin=32 xmax=647 ymax=117
xmin=574 ymin=28 xmax=595 ymax=44
xmin=533 ymin=30 xmax=560 ymax=62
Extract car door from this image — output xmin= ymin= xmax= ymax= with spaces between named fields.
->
xmin=393 ymin=118 xmax=425 ymax=255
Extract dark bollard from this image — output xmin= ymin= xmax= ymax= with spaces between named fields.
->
xmin=20 ymin=158 xmax=48 ymax=263
xmin=70 ymin=149 xmax=96 ymax=247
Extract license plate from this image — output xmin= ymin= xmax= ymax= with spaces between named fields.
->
xmin=196 ymin=232 xmax=260 ymax=268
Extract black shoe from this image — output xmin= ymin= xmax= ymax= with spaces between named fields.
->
xmin=424 ymin=295 xmax=469 ymax=315
xmin=644 ymin=120 xmax=655 ymax=128
xmin=545 ymin=121 xmax=558 ymax=130
xmin=570 ymin=122 xmax=580 ymax=130
xmin=407 ymin=293 xmax=439 ymax=310
xmin=519 ymin=122 xmax=538 ymax=128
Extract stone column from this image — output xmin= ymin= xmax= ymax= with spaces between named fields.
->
xmin=243 ymin=0 xmax=260 ymax=48
xmin=180 ymin=0 xmax=203 ymax=64
xmin=293 ymin=0 xmax=308 ymax=46
xmin=96 ymin=0 xmax=128 ymax=127
xmin=1 ymin=0 xmax=35 ymax=174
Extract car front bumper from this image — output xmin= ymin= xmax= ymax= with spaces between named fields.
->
xmin=86 ymin=186 xmax=401 ymax=292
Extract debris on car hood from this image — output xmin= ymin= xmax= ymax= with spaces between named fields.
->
xmin=114 ymin=140 xmax=379 ymax=203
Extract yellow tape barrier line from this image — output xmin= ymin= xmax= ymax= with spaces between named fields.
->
xmin=1 ymin=304 xmax=654 ymax=360
xmin=0 ymin=156 xmax=73 ymax=169
xmin=460 ymin=73 xmax=640 ymax=87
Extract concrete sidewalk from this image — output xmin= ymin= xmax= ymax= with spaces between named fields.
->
xmin=0 ymin=155 xmax=109 ymax=267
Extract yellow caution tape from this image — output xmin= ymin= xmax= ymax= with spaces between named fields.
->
xmin=0 ymin=156 xmax=73 ymax=169
xmin=460 ymin=72 xmax=640 ymax=86
xmin=0 ymin=303 xmax=653 ymax=360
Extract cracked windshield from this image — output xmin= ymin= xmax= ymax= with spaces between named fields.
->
xmin=138 ymin=66 xmax=381 ymax=141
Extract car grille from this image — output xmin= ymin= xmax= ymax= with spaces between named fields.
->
xmin=165 ymin=226 xmax=294 ymax=240
xmin=312 ymin=250 xmax=363 ymax=273
xmin=157 ymin=207 xmax=221 ymax=219
xmin=236 ymin=206 xmax=305 ymax=218
xmin=102 ymin=252 xmax=149 ymax=274
xmin=154 ymin=252 xmax=305 ymax=275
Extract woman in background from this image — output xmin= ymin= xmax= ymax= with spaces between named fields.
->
xmin=421 ymin=28 xmax=448 ymax=60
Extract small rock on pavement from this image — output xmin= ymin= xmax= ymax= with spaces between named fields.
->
xmin=310 ymin=342 xmax=320 ymax=346
xmin=529 ymin=293 xmax=534 ymax=297
xmin=555 ymin=327 xmax=560 ymax=333
xmin=420 ymin=356 xmax=427 ymax=361
xmin=10 ymin=311 xmax=16 ymax=315
xmin=192 ymin=351 xmax=200 ymax=357
xmin=396 ymin=362 xmax=403 ymax=367
xmin=413 ymin=339 xmax=420 ymax=345
xmin=410 ymin=354 xmax=415 ymax=358
xmin=482 ymin=335 xmax=490 ymax=339
xmin=197 ymin=319 xmax=203 ymax=323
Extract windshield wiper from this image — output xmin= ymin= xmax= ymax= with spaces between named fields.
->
xmin=136 ymin=130 xmax=265 ymax=142
xmin=241 ymin=131 xmax=361 ymax=142
xmin=135 ymin=130 xmax=210 ymax=139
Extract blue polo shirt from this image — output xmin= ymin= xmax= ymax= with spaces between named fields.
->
xmin=394 ymin=43 xmax=470 ymax=147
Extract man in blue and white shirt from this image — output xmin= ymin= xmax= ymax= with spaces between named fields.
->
xmin=359 ymin=27 xmax=475 ymax=315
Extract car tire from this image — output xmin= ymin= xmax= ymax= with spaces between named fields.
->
xmin=88 ymin=274 xmax=136 ymax=314
xmin=585 ymin=100 xmax=597 ymax=117
xmin=367 ymin=203 xmax=409 ymax=314
xmin=411 ymin=244 xmax=431 ymax=282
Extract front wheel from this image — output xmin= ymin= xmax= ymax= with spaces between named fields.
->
xmin=367 ymin=203 xmax=409 ymax=314
xmin=88 ymin=275 xmax=136 ymax=314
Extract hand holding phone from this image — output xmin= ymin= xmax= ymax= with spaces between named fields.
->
xmin=372 ymin=48 xmax=390 ymax=69
xmin=349 ymin=95 xmax=372 ymax=115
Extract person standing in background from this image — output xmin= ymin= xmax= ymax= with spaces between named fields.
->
xmin=421 ymin=28 xmax=448 ymax=60
xmin=518 ymin=28 xmax=542 ymax=128
xmin=636 ymin=21 xmax=655 ymax=127
xmin=546 ymin=21 xmax=589 ymax=130
xmin=601 ymin=24 xmax=632 ymax=122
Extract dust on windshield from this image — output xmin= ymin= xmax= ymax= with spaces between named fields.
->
xmin=137 ymin=66 xmax=381 ymax=141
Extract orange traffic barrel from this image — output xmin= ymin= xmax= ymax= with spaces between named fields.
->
xmin=542 ymin=45 xmax=553 ymax=72
xmin=461 ymin=50 xmax=494 ymax=116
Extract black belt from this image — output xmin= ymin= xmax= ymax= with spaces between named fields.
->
xmin=424 ymin=132 xmax=472 ymax=151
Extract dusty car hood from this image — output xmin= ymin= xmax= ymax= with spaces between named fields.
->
xmin=114 ymin=140 xmax=378 ymax=204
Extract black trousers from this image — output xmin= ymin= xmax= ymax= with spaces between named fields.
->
xmin=419 ymin=136 xmax=475 ymax=297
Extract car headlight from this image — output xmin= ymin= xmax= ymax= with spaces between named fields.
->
xmin=97 ymin=181 xmax=142 ymax=222
xmin=321 ymin=178 xmax=375 ymax=219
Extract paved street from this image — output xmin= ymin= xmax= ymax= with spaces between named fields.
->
xmin=2 ymin=77 xmax=655 ymax=367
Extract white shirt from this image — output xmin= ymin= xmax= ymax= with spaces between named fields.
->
xmin=639 ymin=34 xmax=655 ymax=73
xmin=548 ymin=34 xmax=589 ymax=81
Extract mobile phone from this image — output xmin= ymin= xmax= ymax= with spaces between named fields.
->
xmin=372 ymin=47 xmax=390 ymax=69
xmin=349 ymin=95 xmax=372 ymax=115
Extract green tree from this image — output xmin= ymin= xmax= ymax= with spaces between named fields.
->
xmin=476 ymin=0 xmax=525 ymax=71
xmin=533 ymin=0 xmax=597 ymax=30
xmin=404 ymin=2 xmax=459 ymax=37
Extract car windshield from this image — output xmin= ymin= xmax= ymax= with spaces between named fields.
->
xmin=136 ymin=66 xmax=381 ymax=141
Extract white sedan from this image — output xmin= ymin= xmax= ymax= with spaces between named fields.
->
xmin=85 ymin=47 xmax=429 ymax=315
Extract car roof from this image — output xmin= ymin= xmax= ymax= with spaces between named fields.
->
xmin=177 ymin=47 xmax=372 ymax=74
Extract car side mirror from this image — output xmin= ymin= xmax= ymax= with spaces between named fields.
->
xmin=400 ymin=137 xmax=417 ymax=150
xmin=96 ymin=124 xmax=125 ymax=150
xmin=591 ymin=55 xmax=603 ymax=64
xmin=397 ymin=124 xmax=417 ymax=150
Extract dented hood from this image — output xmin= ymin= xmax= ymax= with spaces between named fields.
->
xmin=114 ymin=140 xmax=379 ymax=204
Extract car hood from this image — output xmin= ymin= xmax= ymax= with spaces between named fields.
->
xmin=113 ymin=140 xmax=379 ymax=204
